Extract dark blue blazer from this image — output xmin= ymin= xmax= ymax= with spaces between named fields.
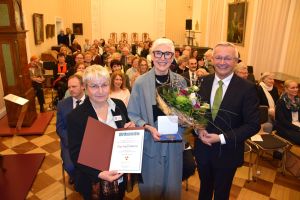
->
xmin=56 ymin=97 xmax=73 ymax=147
xmin=194 ymin=74 xmax=260 ymax=168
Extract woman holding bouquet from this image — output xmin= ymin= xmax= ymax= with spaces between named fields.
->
xmin=128 ymin=38 xmax=187 ymax=200
xmin=67 ymin=65 xmax=135 ymax=200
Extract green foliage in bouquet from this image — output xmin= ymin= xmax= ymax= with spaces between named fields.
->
xmin=157 ymin=84 xmax=210 ymax=127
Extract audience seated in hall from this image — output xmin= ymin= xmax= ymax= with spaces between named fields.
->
xmin=257 ymin=72 xmax=280 ymax=133
xmin=275 ymin=80 xmax=300 ymax=145
xmin=110 ymin=71 xmax=131 ymax=107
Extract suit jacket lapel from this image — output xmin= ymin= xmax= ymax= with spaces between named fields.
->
xmin=219 ymin=75 xmax=237 ymax=110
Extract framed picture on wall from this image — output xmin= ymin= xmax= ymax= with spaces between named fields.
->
xmin=227 ymin=1 xmax=247 ymax=46
xmin=73 ymin=23 xmax=83 ymax=35
xmin=33 ymin=13 xmax=44 ymax=45
xmin=45 ymin=24 xmax=55 ymax=38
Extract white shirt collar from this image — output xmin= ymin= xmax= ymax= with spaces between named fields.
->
xmin=73 ymin=95 xmax=86 ymax=108
xmin=214 ymin=72 xmax=234 ymax=87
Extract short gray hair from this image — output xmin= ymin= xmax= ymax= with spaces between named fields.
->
xmin=150 ymin=38 xmax=175 ymax=53
xmin=83 ymin=65 xmax=110 ymax=86
xmin=212 ymin=42 xmax=239 ymax=59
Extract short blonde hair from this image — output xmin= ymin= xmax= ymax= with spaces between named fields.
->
xmin=83 ymin=65 xmax=110 ymax=86
xmin=177 ymin=55 xmax=189 ymax=65
xmin=284 ymin=80 xmax=298 ymax=89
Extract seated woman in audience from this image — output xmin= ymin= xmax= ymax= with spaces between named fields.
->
xmin=173 ymin=55 xmax=189 ymax=75
xmin=257 ymin=72 xmax=280 ymax=133
xmin=71 ymin=39 xmax=82 ymax=53
xmin=67 ymin=65 xmax=135 ymax=199
xmin=130 ymin=58 xmax=149 ymax=86
xmin=110 ymin=59 xmax=131 ymax=90
xmin=60 ymin=45 xmax=75 ymax=67
xmin=234 ymin=62 xmax=249 ymax=80
xmin=126 ymin=56 xmax=139 ymax=83
xmin=53 ymin=53 xmax=71 ymax=100
xmin=275 ymin=80 xmax=300 ymax=145
xmin=191 ymin=49 xmax=199 ymax=60
xmin=110 ymin=71 xmax=131 ymax=107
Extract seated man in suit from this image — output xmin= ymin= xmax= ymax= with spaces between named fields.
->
xmin=56 ymin=73 xmax=86 ymax=184
xmin=194 ymin=42 xmax=260 ymax=200
xmin=182 ymin=57 xmax=198 ymax=86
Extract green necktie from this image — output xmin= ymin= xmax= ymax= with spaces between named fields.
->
xmin=212 ymin=80 xmax=223 ymax=120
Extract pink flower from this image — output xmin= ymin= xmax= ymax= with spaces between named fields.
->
xmin=179 ymin=89 xmax=188 ymax=96
xmin=194 ymin=103 xmax=200 ymax=108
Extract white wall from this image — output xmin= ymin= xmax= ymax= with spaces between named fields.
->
xmin=93 ymin=0 xmax=164 ymax=42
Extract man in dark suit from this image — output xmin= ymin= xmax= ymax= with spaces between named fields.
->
xmin=194 ymin=42 xmax=260 ymax=200
xmin=56 ymin=74 xmax=86 ymax=183
xmin=182 ymin=57 xmax=198 ymax=86
xmin=57 ymin=30 xmax=66 ymax=45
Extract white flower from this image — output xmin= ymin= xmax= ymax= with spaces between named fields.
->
xmin=192 ymin=85 xmax=199 ymax=92
xmin=189 ymin=92 xmax=197 ymax=106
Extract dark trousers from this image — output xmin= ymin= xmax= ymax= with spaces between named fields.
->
xmin=75 ymin=171 xmax=125 ymax=200
xmin=32 ymin=82 xmax=45 ymax=109
xmin=197 ymin=162 xmax=237 ymax=200
xmin=54 ymin=80 xmax=67 ymax=100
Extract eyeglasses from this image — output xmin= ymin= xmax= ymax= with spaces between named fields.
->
xmin=153 ymin=51 xmax=174 ymax=59
xmin=213 ymin=56 xmax=236 ymax=62
xmin=87 ymin=83 xmax=109 ymax=90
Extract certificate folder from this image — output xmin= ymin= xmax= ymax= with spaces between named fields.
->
xmin=78 ymin=117 xmax=144 ymax=172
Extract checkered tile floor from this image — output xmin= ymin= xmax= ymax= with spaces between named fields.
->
xmin=0 ymin=89 xmax=300 ymax=200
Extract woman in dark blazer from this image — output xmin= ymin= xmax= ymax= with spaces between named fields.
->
xmin=67 ymin=65 xmax=135 ymax=200
xmin=275 ymin=80 xmax=300 ymax=145
xmin=257 ymin=72 xmax=280 ymax=133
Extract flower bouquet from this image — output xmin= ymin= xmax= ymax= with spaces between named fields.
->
xmin=156 ymin=82 xmax=210 ymax=129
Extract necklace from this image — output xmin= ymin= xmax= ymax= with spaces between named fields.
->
xmin=155 ymin=74 xmax=170 ymax=85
